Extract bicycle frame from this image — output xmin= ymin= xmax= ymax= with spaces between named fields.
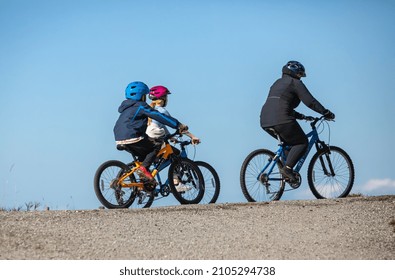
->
xmin=117 ymin=141 xmax=176 ymax=190
xmin=293 ymin=127 xmax=319 ymax=173
xmin=156 ymin=139 xmax=190 ymax=171
xmin=259 ymin=117 xmax=329 ymax=181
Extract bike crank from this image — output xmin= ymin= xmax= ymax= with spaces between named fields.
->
xmin=160 ymin=184 xmax=171 ymax=197
xmin=288 ymin=172 xmax=302 ymax=189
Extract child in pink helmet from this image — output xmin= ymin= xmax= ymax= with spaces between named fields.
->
xmin=146 ymin=85 xmax=200 ymax=144
xmin=146 ymin=85 xmax=200 ymax=192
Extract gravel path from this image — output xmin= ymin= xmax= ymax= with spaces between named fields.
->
xmin=1 ymin=195 xmax=394 ymax=260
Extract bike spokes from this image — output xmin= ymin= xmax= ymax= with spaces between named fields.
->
xmin=240 ymin=149 xmax=285 ymax=202
xmin=195 ymin=161 xmax=221 ymax=204
xmin=308 ymin=146 xmax=354 ymax=199
xmin=93 ymin=160 xmax=135 ymax=209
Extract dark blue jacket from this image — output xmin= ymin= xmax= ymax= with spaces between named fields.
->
xmin=113 ymin=99 xmax=180 ymax=141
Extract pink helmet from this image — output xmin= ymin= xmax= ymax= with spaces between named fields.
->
xmin=149 ymin=85 xmax=171 ymax=100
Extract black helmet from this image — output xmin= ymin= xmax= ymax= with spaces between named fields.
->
xmin=282 ymin=61 xmax=306 ymax=78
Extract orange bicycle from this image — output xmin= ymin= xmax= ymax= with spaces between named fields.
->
xmin=94 ymin=130 xmax=205 ymax=209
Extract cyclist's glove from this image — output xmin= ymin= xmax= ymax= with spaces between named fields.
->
xmin=178 ymin=123 xmax=189 ymax=133
xmin=293 ymin=111 xmax=305 ymax=120
xmin=191 ymin=137 xmax=201 ymax=145
xmin=323 ymin=109 xmax=335 ymax=120
xmin=295 ymin=111 xmax=315 ymax=121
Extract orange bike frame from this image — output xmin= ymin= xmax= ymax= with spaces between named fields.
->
xmin=117 ymin=143 xmax=174 ymax=189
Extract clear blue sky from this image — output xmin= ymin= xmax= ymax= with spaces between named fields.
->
xmin=1 ymin=0 xmax=394 ymax=210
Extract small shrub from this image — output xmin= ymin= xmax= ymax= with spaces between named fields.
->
xmin=390 ymin=219 xmax=395 ymax=233
xmin=25 ymin=201 xmax=41 ymax=211
xmin=348 ymin=193 xmax=364 ymax=197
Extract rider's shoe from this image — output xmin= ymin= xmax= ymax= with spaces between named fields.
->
xmin=175 ymin=183 xmax=192 ymax=193
xmin=280 ymin=166 xmax=297 ymax=183
xmin=173 ymin=176 xmax=192 ymax=192
xmin=136 ymin=166 xmax=157 ymax=191
xmin=136 ymin=166 xmax=154 ymax=180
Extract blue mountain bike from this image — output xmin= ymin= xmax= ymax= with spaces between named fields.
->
xmin=240 ymin=116 xmax=355 ymax=202
xmin=125 ymin=135 xmax=220 ymax=208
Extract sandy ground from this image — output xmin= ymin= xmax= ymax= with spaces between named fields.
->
xmin=0 ymin=195 xmax=394 ymax=260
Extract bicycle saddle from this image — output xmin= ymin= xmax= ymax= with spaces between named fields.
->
xmin=117 ymin=144 xmax=140 ymax=162
xmin=265 ymin=128 xmax=283 ymax=143
xmin=116 ymin=144 xmax=127 ymax=151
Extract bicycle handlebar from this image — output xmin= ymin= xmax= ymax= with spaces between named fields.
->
xmin=172 ymin=138 xmax=192 ymax=146
xmin=164 ymin=129 xmax=185 ymax=141
xmin=304 ymin=115 xmax=334 ymax=128
xmin=165 ymin=131 xmax=200 ymax=148
xmin=164 ymin=130 xmax=196 ymax=146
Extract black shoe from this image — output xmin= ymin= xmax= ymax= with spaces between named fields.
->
xmin=142 ymin=180 xmax=157 ymax=192
xmin=280 ymin=167 xmax=297 ymax=182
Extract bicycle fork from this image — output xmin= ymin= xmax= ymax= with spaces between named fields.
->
xmin=316 ymin=142 xmax=335 ymax=177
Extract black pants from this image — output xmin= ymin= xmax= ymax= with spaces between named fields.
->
xmin=124 ymin=137 xmax=163 ymax=168
xmin=263 ymin=121 xmax=308 ymax=168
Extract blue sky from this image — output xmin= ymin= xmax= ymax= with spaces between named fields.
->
xmin=1 ymin=0 xmax=394 ymax=210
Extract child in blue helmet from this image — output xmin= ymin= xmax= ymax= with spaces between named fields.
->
xmin=113 ymin=81 xmax=188 ymax=189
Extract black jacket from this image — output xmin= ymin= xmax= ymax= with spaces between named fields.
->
xmin=113 ymin=99 xmax=180 ymax=141
xmin=260 ymin=74 xmax=326 ymax=128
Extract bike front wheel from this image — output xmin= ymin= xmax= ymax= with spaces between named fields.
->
xmin=307 ymin=146 xmax=355 ymax=199
xmin=240 ymin=149 xmax=285 ymax=202
xmin=93 ymin=160 xmax=136 ymax=209
xmin=168 ymin=158 xmax=205 ymax=204
xmin=195 ymin=161 xmax=220 ymax=204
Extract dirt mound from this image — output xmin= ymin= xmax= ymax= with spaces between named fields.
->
xmin=1 ymin=195 xmax=394 ymax=259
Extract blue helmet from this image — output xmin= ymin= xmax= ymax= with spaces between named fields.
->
xmin=125 ymin=81 xmax=149 ymax=100
xmin=282 ymin=61 xmax=306 ymax=78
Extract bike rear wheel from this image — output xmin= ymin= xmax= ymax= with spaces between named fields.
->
xmin=307 ymin=145 xmax=355 ymax=199
xmin=240 ymin=149 xmax=285 ymax=202
xmin=168 ymin=158 xmax=205 ymax=204
xmin=195 ymin=161 xmax=220 ymax=204
xmin=93 ymin=160 xmax=135 ymax=209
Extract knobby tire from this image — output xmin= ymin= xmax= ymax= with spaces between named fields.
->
xmin=168 ymin=158 xmax=205 ymax=204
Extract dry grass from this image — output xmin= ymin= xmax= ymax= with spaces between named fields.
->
xmin=0 ymin=201 xmax=41 ymax=212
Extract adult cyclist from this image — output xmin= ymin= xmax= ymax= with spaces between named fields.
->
xmin=260 ymin=61 xmax=335 ymax=182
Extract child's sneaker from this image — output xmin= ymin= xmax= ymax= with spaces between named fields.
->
xmin=173 ymin=177 xmax=192 ymax=192
xmin=175 ymin=183 xmax=192 ymax=193
xmin=136 ymin=166 xmax=157 ymax=192
xmin=136 ymin=166 xmax=154 ymax=180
